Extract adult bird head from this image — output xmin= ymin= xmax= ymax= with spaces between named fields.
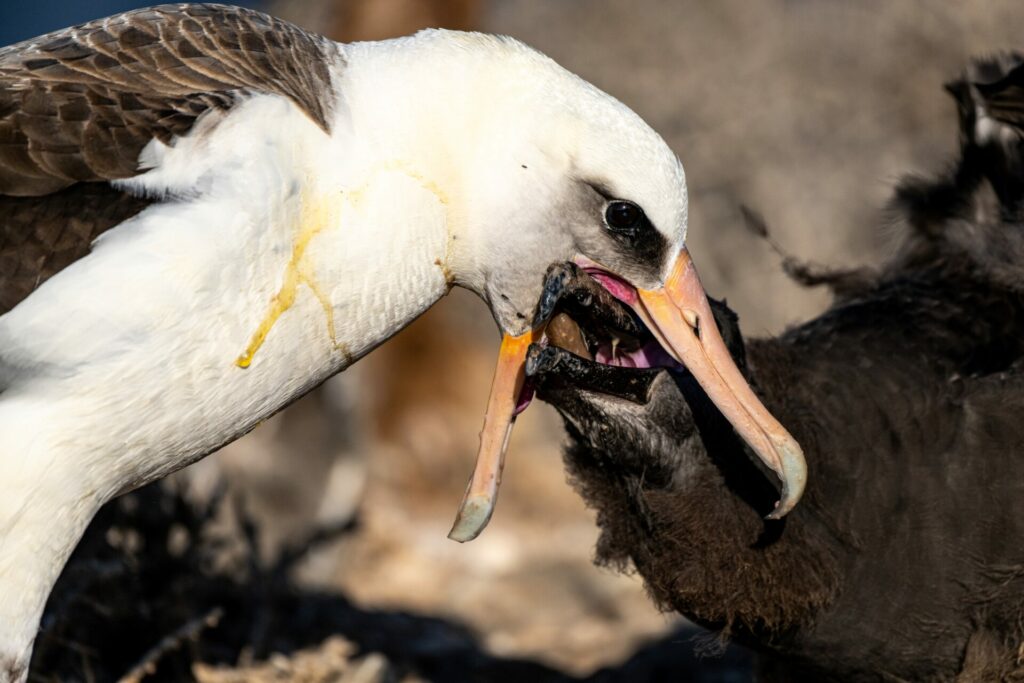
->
xmin=393 ymin=33 xmax=809 ymax=541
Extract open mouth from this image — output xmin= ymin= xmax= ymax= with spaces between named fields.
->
xmin=448 ymin=250 xmax=807 ymax=544
xmin=553 ymin=264 xmax=683 ymax=369
xmin=515 ymin=263 xmax=682 ymax=414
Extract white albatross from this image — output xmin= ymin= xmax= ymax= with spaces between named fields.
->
xmin=0 ymin=5 xmax=805 ymax=679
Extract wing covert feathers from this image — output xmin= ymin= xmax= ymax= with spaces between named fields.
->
xmin=0 ymin=3 xmax=339 ymax=196
xmin=0 ymin=184 xmax=151 ymax=313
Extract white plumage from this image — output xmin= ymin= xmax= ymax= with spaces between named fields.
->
xmin=0 ymin=12 xmax=804 ymax=682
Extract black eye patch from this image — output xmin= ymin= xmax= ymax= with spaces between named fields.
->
xmin=580 ymin=180 xmax=671 ymax=279
xmin=605 ymin=200 xmax=643 ymax=236
xmin=604 ymin=199 xmax=670 ymax=280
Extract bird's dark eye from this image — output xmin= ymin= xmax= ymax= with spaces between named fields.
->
xmin=605 ymin=201 xmax=643 ymax=235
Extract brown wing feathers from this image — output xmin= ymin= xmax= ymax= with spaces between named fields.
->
xmin=0 ymin=4 xmax=338 ymax=195
xmin=0 ymin=4 xmax=339 ymax=314
xmin=0 ymin=185 xmax=151 ymax=313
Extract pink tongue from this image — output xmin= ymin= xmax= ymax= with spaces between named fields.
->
xmin=595 ymin=340 xmax=680 ymax=369
xmin=586 ymin=270 xmax=639 ymax=305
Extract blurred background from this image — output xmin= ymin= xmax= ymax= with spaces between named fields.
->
xmin=8 ymin=1 xmax=1024 ymax=680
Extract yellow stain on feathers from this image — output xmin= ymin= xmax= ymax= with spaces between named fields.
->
xmin=235 ymin=189 xmax=347 ymax=368
xmin=235 ymin=162 xmax=450 ymax=368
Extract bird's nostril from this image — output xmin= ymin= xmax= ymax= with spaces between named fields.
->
xmin=682 ymin=308 xmax=699 ymax=329
xmin=525 ymin=344 xmax=559 ymax=376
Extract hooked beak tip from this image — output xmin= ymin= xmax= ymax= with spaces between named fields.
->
xmin=448 ymin=495 xmax=494 ymax=542
xmin=765 ymin=438 xmax=808 ymax=519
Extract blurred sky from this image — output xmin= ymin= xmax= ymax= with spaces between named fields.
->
xmin=0 ymin=0 xmax=263 ymax=45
